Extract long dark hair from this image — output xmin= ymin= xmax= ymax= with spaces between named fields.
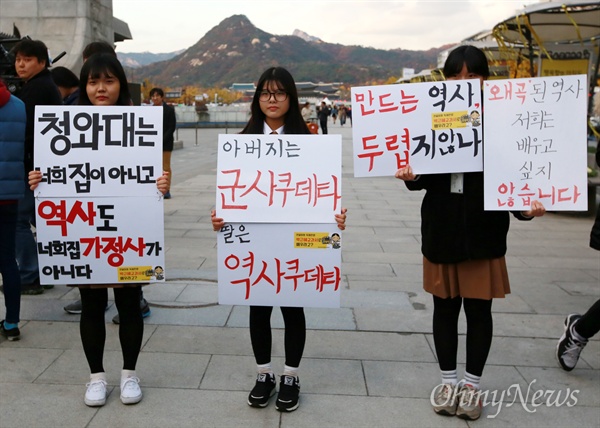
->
xmin=241 ymin=67 xmax=310 ymax=135
xmin=443 ymin=45 xmax=490 ymax=79
xmin=78 ymin=53 xmax=131 ymax=106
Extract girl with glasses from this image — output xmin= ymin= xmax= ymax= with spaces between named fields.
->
xmin=211 ymin=66 xmax=347 ymax=412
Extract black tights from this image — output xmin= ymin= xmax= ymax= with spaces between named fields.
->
xmin=80 ymin=286 xmax=143 ymax=374
xmin=432 ymin=295 xmax=493 ymax=377
xmin=249 ymin=306 xmax=306 ymax=367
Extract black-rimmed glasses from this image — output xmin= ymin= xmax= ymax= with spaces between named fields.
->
xmin=259 ymin=91 xmax=288 ymax=102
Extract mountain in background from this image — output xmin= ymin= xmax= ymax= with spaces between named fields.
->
xmin=117 ymin=50 xmax=184 ymax=68
xmin=129 ymin=15 xmax=452 ymax=87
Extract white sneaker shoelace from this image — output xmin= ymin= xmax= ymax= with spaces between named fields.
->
xmin=435 ymin=383 xmax=455 ymax=405
xmin=120 ymin=376 xmax=142 ymax=404
xmin=563 ymin=333 xmax=588 ymax=366
xmin=85 ymin=379 xmax=107 ymax=406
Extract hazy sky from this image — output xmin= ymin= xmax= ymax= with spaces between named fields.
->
xmin=112 ymin=0 xmax=539 ymax=53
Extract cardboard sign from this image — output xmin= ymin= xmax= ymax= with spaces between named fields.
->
xmin=216 ymin=134 xmax=342 ymax=223
xmin=351 ymin=80 xmax=483 ymax=177
xmin=33 ymin=106 xmax=166 ymax=285
xmin=483 ymin=75 xmax=588 ymax=211
xmin=217 ymin=223 xmax=341 ymax=307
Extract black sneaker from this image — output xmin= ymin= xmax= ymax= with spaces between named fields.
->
xmin=248 ymin=372 xmax=276 ymax=408
xmin=557 ymin=313 xmax=588 ymax=371
xmin=64 ymin=300 xmax=83 ymax=314
xmin=0 ymin=320 xmax=20 ymax=341
xmin=112 ymin=298 xmax=151 ymax=324
xmin=275 ymin=375 xmax=300 ymax=412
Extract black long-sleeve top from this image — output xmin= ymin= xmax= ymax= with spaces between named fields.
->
xmin=405 ymin=171 xmax=531 ymax=264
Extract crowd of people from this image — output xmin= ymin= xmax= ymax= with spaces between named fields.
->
xmin=0 ymin=41 xmax=598 ymax=421
xmin=303 ymin=101 xmax=351 ymax=134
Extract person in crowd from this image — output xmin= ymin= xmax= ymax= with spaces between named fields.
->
xmin=50 ymin=66 xmax=80 ymax=105
xmin=211 ymin=66 xmax=347 ymax=412
xmin=331 ymin=104 xmax=338 ymax=125
xmin=13 ymin=39 xmax=63 ymax=295
xmin=82 ymin=41 xmax=115 ymax=62
xmin=301 ymin=101 xmax=311 ymax=124
xmin=62 ymin=42 xmax=151 ymax=321
xmin=395 ymin=45 xmax=546 ymax=421
xmin=29 ymin=53 xmax=169 ymax=407
xmin=317 ymin=101 xmax=330 ymax=134
xmin=0 ymin=78 xmax=26 ymax=341
xmin=338 ymin=104 xmax=347 ymax=126
xmin=150 ymin=87 xmax=176 ymax=199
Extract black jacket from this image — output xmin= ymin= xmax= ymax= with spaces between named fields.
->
xmin=317 ymin=106 xmax=330 ymax=123
xmin=161 ymin=102 xmax=176 ymax=152
xmin=406 ymin=171 xmax=531 ymax=264
xmin=15 ymin=68 xmax=62 ymax=172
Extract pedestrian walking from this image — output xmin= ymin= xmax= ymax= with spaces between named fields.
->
xmin=317 ymin=101 xmax=330 ymax=134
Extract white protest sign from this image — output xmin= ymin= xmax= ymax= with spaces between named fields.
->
xmin=216 ymin=134 xmax=342 ymax=223
xmin=483 ymin=75 xmax=588 ymax=211
xmin=36 ymin=196 xmax=165 ymax=285
xmin=351 ymin=80 xmax=483 ymax=177
xmin=34 ymin=106 xmax=163 ymax=197
xmin=217 ymin=222 xmax=341 ymax=308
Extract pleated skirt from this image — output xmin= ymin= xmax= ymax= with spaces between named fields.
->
xmin=423 ymin=256 xmax=510 ymax=300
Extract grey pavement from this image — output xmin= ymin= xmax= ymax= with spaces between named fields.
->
xmin=1 ymin=124 xmax=599 ymax=428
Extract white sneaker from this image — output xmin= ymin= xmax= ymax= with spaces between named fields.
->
xmin=84 ymin=379 xmax=107 ymax=407
xmin=456 ymin=382 xmax=482 ymax=420
xmin=432 ymin=383 xmax=457 ymax=416
xmin=120 ymin=376 xmax=143 ymax=404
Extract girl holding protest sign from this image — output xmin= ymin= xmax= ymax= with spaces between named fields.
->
xmin=395 ymin=45 xmax=545 ymax=421
xmin=211 ymin=66 xmax=347 ymax=412
xmin=29 ymin=53 xmax=169 ymax=407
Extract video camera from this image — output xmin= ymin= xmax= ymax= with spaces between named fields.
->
xmin=0 ymin=27 xmax=22 ymax=94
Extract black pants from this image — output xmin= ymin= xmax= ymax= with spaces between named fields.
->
xmin=320 ymin=120 xmax=328 ymax=135
xmin=249 ymin=306 xmax=305 ymax=368
xmin=432 ymin=296 xmax=493 ymax=377
xmin=575 ymin=299 xmax=600 ymax=339
xmin=80 ymin=286 xmax=143 ymax=373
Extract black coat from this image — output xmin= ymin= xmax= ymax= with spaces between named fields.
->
xmin=161 ymin=102 xmax=176 ymax=152
xmin=406 ymin=171 xmax=531 ymax=264
xmin=317 ymin=106 xmax=330 ymax=124
xmin=15 ymin=68 xmax=62 ymax=172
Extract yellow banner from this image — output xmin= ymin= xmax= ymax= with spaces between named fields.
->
xmin=294 ymin=232 xmax=339 ymax=249
xmin=431 ymin=111 xmax=469 ymax=130
xmin=118 ymin=266 xmax=155 ymax=282
xmin=541 ymin=59 xmax=588 ymax=77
